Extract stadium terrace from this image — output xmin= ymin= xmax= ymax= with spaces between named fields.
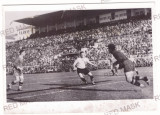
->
xmin=6 ymin=8 xmax=152 ymax=74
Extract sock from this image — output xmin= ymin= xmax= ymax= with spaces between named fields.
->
xmin=111 ymin=70 xmax=114 ymax=75
xmin=18 ymin=82 xmax=23 ymax=90
xmin=136 ymin=71 xmax=139 ymax=75
xmin=90 ymin=75 xmax=94 ymax=81
xmin=131 ymin=77 xmax=135 ymax=84
xmin=133 ymin=81 xmax=141 ymax=86
xmin=80 ymin=78 xmax=87 ymax=82
xmin=115 ymin=68 xmax=118 ymax=73
xmin=11 ymin=81 xmax=16 ymax=85
xmin=135 ymin=76 xmax=140 ymax=81
xmin=19 ymin=82 xmax=23 ymax=86
xmin=132 ymin=76 xmax=141 ymax=86
xmin=143 ymin=76 xmax=148 ymax=81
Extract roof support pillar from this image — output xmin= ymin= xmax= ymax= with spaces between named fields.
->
xmin=84 ymin=18 xmax=86 ymax=26
xmin=39 ymin=27 xmax=41 ymax=34
xmin=47 ymin=25 xmax=49 ymax=32
xmin=74 ymin=20 xmax=76 ymax=28
xmin=55 ymin=24 xmax=57 ymax=31
xmin=31 ymin=26 xmax=33 ymax=34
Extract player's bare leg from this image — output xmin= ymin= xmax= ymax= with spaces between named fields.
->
xmin=7 ymin=80 xmax=18 ymax=90
xmin=18 ymin=74 xmax=24 ymax=91
xmin=88 ymin=72 xmax=95 ymax=85
xmin=111 ymin=68 xmax=117 ymax=76
xmin=7 ymin=71 xmax=20 ymax=90
xmin=111 ymin=67 xmax=117 ymax=76
xmin=110 ymin=64 xmax=115 ymax=76
xmin=114 ymin=67 xmax=118 ymax=76
xmin=78 ymin=73 xmax=88 ymax=84
xmin=135 ymin=68 xmax=139 ymax=75
xmin=112 ymin=63 xmax=118 ymax=76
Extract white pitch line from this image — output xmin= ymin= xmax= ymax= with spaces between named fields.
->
xmin=13 ymin=81 xmax=126 ymax=99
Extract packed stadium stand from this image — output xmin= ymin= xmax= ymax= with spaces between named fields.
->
xmin=6 ymin=9 xmax=152 ymax=74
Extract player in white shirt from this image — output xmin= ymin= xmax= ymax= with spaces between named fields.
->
xmin=7 ymin=49 xmax=26 ymax=91
xmin=73 ymin=51 xmax=97 ymax=85
xmin=128 ymin=55 xmax=139 ymax=75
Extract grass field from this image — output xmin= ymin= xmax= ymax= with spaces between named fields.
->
xmin=6 ymin=67 xmax=153 ymax=102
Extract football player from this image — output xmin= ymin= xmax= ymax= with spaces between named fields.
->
xmin=128 ymin=55 xmax=139 ymax=75
xmin=73 ymin=51 xmax=96 ymax=85
xmin=108 ymin=44 xmax=149 ymax=87
xmin=7 ymin=49 xmax=25 ymax=91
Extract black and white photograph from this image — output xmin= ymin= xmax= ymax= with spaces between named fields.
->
xmin=5 ymin=8 xmax=153 ymax=102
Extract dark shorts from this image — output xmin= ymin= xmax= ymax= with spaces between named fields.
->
xmin=123 ymin=59 xmax=135 ymax=73
xmin=77 ymin=68 xmax=90 ymax=75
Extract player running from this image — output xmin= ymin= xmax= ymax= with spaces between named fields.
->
xmin=73 ymin=51 xmax=96 ymax=85
xmin=7 ymin=49 xmax=25 ymax=91
xmin=107 ymin=44 xmax=149 ymax=87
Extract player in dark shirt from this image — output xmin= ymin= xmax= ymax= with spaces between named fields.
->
xmin=108 ymin=44 xmax=150 ymax=87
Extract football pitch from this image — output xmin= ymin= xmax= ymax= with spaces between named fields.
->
xmin=6 ymin=67 xmax=153 ymax=102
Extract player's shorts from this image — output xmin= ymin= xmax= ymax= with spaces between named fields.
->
xmin=77 ymin=68 xmax=90 ymax=75
xmin=123 ymin=59 xmax=135 ymax=73
xmin=13 ymin=66 xmax=22 ymax=75
xmin=13 ymin=67 xmax=24 ymax=82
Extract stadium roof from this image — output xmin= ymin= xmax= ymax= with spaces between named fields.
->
xmin=14 ymin=9 xmax=123 ymax=27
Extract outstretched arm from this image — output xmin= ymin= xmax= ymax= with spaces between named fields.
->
xmin=87 ymin=60 xmax=97 ymax=67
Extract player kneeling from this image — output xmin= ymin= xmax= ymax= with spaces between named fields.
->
xmin=7 ymin=49 xmax=25 ymax=91
xmin=108 ymin=44 xmax=150 ymax=87
xmin=73 ymin=51 xmax=97 ymax=85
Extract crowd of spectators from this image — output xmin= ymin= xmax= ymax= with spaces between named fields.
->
xmin=6 ymin=18 xmax=152 ymax=74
